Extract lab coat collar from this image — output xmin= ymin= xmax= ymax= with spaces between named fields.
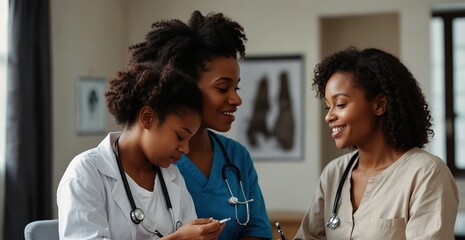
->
xmin=96 ymin=132 xmax=183 ymax=236
xmin=96 ymin=132 xmax=121 ymax=178
xmin=96 ymin=132 xmax=179 ymax=183
xmin=96 ymin=132 xmax=136 ymax=237
xmin=95 ymin=132 xmax=178 ymax=182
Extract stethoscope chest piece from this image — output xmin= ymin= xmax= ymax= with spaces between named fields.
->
xmin=228 ymin=196 xmax=239 ymax=205
xmin=131 ymin=208 xmax=145 ymax=224
xmin=326 ymin=213 xmax=340 ymax=229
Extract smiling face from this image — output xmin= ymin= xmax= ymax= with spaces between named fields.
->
xmin=197 ymin=56 xmax=242 ymax=132
xmin=141 ymin=109 xmax=201 ymax=168
xmin=324 ymin=72 xmax=383 ymax=149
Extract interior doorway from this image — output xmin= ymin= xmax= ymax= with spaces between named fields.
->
xmin=319 ymin=12 xmax=400 ymax=169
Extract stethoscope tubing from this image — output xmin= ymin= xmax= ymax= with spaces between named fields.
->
xmin=208 ymin=130 xmax=252 ymax=226
xmin=327 ymin=151 xmax=359 ymax=229
xmin=114 ymin=137 xmax=139 ymax=216
xmin=113 ymin=137 xmax=177 ymax=235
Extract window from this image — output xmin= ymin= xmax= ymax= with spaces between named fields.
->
xmin=431 ymin=9 xmax=465 ymax=177
xmin=0 ymin=0 xmax=7 ymax=234
xmin=0 ymin=0 xmax=7 ymax=168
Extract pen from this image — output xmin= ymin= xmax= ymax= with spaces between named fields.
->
xmin=275 ymin=222 xmax=286 ymax=240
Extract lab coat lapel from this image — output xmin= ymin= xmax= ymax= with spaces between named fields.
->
xmin=97 ymin=133 xmax=137 ymax=238
xmin=111 ymin=175 xmax=135 ymax=232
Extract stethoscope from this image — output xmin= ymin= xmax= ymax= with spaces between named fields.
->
xmin=326 ymin=151 xmax=359 ymax=230
xmin=113 ymin=137 xmax=182 ymax=238
xmin=209 ymin=131 xmax=254 ymax=226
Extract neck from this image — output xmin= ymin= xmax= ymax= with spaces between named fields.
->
xmin=356 ymin=146 xmax=404 ymax=174
xmin=187 ymin=127 xmax=212 ymax=157
xmin=117 ymin=130 xmax=153 ymax=173
xmin=185 ymin=127 xmax=215 ymax=177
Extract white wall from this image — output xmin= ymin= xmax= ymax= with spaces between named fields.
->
xmin=50 ymin=0 xmax=465 ymax=217
xmin=51 ymin=0 xmax=128 ymax=217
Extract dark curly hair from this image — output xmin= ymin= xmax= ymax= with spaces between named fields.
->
xmin=105 ymin=62 xmax=202 ymax=126
xmin=312 ymin=47 xmax=433 ymax=151
xmin=129 ymin=10 xmax=247 ymax=80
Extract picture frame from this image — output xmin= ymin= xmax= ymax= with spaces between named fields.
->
xmin=76 ymin=77 xmax=107 ymax=135
xmin=234 ymin=55 xmax=304 ymax=160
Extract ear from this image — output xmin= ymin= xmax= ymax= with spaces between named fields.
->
xmin=139 ymin=106 xmax=154 ymax=129
xmin=373 ymin=94 xmax=388 ymax=116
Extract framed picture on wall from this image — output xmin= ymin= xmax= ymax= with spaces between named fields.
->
xmin=234 ymin=55 xmax=304 ymax=160
xmin=76 ymin=77 xmax=107 ymax=135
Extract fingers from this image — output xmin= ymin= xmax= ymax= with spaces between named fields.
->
xmin=193 ymin=218 xmax=224 ymax=236
xmin=200 ymin=221 xmax=223 ymax=240
xmin=218 ymin=221 xmax=226 ymax=231
xmin=189 ymin=217 xmax=214 ymax=225
xmin=201 ymin=219 xmax=222 ymax=233
xmin=182 ymin=217 xmax=226 ymax=240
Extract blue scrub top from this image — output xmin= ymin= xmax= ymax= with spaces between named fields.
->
xmin=177 ymin=132 xmax=272 ymax=240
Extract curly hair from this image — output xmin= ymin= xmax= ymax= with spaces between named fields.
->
xmin=312 ymin=47 xmax=433 ymax=151
xmin=129 ymin=10 xmax=247 ymax=80
xmin=105 ymin=62 xmax=202 ymax=126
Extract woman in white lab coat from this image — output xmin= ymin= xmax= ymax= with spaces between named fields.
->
xmin=57 ymin=63 xmax=225 ymax=239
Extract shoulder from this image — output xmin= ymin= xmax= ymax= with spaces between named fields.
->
xmin=210 ymin=131 xmax=257 ymax=172
xmin=62 ymin=148 xmax=100 ymax=181
xmin=59 ymin=134 xmax=118 ymax=186
xmin=401 ymin=147 xmax=447 ymax=171
xmin=398 ymin=147 xmax=451 ymax=175
xmin=211 ymin=132 xmax=246 ymax=149
xmin=57 ymin=147 xmax=106 ymax=199
xmin=210 ymin=131 xmax=250 ymax=156
xmin=318 ymin=151 xmax=359 ymax=188
xmin=322 ymin=151 xmax=358 ymax=176
xmin=397 ymin=148 xmax=458 ymax=206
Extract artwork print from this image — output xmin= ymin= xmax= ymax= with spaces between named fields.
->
xmin=234 ymin=56 xmax=303 ymax=160
xmin=76 ymin=77 xmax=107 ymax=135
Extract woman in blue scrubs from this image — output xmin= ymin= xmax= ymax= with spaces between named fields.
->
xmin=128 ymin=10 xmax=273 ymax=240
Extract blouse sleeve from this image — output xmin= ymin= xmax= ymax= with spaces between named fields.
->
xmin=406 ymin=162 xmax=458 ymax=239
xmin=293 ymin=171 xmax=327 ymax=240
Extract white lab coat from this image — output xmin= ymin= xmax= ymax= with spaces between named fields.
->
xmin=57 ymin=132 xmax=197 ymax=240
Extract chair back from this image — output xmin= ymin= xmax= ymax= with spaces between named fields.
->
xmin=24 ymin=219 xmax=59 ymax=240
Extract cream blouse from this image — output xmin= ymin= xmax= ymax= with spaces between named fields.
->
xmin=294 ymin=147 xmax=458 ymax=240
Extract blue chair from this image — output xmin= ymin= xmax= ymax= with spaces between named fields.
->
xmin=24 ymin=219 xmax=59 ymax=240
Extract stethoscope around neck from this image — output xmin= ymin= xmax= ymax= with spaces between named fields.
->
xmin=326 ymin=151 xmax=359 ymax=230
xmin=113 ymin=137 xmax=181 ymax=238
xmin=209 ymin=130 xmax=254 ymax=226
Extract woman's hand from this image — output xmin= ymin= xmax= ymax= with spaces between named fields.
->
xmin=164 ymin=218 xmax=225 ymax=240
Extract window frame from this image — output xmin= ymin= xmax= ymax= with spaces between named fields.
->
xmin=432 ymin=10 xmax=465 ymax=177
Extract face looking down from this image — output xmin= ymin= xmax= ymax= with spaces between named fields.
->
xmin=197 ymin=56 xmax=242 ymax=132
xmin=140 ymin=108 xmax=201 ymax=168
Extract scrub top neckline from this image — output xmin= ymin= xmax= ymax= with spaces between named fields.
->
xmin=179 ymin=132 xmax=227 ymax=192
